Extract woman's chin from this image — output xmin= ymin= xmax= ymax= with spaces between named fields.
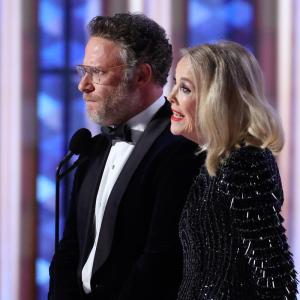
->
xmin=170 ymin=127 xmax=183 ymax=137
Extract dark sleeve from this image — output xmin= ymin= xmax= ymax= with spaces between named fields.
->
xmin=48 ymin=165 xmax=87 ymax=300
xmin=119 ymin=141 xmax=203 ymax=300
xmin=227 ymin=148 xmax=298 ymax=299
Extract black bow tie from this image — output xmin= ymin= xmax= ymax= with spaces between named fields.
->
xmin=101 ymin=124 xmax=132 ymax=143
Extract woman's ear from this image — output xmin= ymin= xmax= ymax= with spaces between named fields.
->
xmin=135 ymin=63 xmax=152 ymax=86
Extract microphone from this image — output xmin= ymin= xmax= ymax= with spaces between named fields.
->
xmin=56 ymin=128 xmax=92 ymax=178
xmin=69 ymin=127 xmax=92 ymax=154
xmin=55 ymin=128 xmax=92 ymax=251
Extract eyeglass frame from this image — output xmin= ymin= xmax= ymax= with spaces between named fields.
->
xmin=75 ymin=64 xmax=128 ymax=85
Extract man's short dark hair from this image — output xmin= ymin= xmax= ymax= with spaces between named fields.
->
xmin=88 ymin=13 xmax=173 ymax=86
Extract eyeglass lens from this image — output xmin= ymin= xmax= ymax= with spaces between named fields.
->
xmin=76 ymin=65 xmax=101 ymax=84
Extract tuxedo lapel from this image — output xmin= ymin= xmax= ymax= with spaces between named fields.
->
xmin=77 ymin=136 xmax=112 ymax=271
xmin=92 ymin=102 xmax=171 ymax=274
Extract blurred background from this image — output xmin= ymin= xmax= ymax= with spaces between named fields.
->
xmin=0 ymin=0 xmax=299 ymax=299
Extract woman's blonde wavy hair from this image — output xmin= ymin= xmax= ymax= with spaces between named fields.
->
xmin=182 ymin=41 xmax=284 ymax=176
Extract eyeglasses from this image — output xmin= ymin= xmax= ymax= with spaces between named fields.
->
xmin=76 ymin=64 xmax=127 ymax=85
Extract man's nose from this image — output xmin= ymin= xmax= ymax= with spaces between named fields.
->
xmin=78 ymin=75 xmax=95 ymax=93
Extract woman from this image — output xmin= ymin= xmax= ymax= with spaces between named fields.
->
xmin=168 ymin=41 xmax=298 ymax=299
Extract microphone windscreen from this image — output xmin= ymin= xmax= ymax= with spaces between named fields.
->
xmin=69 ymin=128 xmax=92 ymax=155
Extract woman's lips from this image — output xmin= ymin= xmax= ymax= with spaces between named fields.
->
xmin=171 ymin=109 xmax=184 ymax=122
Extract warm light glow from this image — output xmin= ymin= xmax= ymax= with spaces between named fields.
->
xmin=277 ymin=0 xmax=300 ymax=279
xmin=144 ymin=0 xmax=172 ymax=94
xmin=0 ymin=0 xmax=22 ymax=299
xmin=128 ymin=0 xmax=144 ymax=13
xmin=291 ymin=0 xmax=300 ymax=279
xmin=277 ymin=0 xmax=292 ymax=223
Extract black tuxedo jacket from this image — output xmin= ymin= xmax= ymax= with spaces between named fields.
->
xmin=49 ymin=102 xmax=203 ymax=300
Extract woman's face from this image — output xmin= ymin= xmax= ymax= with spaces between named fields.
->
xmin=168 ymin=56 xmax=199 ymax=143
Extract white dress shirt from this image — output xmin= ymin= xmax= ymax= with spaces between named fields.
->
xmin=82 ymin=96 xmax=165 ymax=293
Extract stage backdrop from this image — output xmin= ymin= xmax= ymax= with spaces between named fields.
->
xmin=0 ymin=0 xmax=299 ymax=299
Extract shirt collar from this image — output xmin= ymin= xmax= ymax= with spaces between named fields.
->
xmin=126 ymin=95 xmax=165 ymax=143
xmin=127 ymin=95 xmax=165 ymax=131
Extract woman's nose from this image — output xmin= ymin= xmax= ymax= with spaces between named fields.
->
xmin=167 ymin=86 xmax=177 ymax=103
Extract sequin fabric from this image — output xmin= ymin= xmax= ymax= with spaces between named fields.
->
xmin=179 ymin=146 xmax=298 ymax=299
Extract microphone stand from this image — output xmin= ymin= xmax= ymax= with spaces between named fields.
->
xmin=55 ymin=154 xmax=89 ymax=251
xmin=55 ymin=152 xmax=72 ymax=252
xmin=52 ymin=127 xmax=92 ymax=300
xmin=53 ymin=153 xmax=72 ymax=300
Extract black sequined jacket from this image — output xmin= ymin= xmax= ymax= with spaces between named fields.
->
xmin=179 ymin=146 xmax=298 ymax=299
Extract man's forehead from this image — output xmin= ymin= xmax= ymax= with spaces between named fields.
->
xmin=84 ymin=37 xmax=122 ymax=66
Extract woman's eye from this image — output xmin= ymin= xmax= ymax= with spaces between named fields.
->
xmin=180 ymin=85 xmax=191 ymax=94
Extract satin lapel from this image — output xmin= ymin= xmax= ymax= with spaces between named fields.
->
xmin=92 ymin=102 xmax=171 ymax=274
xmin=77 ymin=136 xmax=112 ymax=271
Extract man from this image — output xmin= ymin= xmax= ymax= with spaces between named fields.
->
xmin=49 ymin=13 xmax=202 ymax=300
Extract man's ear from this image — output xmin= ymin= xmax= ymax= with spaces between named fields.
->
xmin=135 ymin=63 xmax=152 ymax=86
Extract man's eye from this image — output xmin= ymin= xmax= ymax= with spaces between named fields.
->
xmin=91 ymin=67 xmax=102 ymax=74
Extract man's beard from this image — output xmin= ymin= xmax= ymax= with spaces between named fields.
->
xmin=87 ymin=80 xmax=140 ymax=126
